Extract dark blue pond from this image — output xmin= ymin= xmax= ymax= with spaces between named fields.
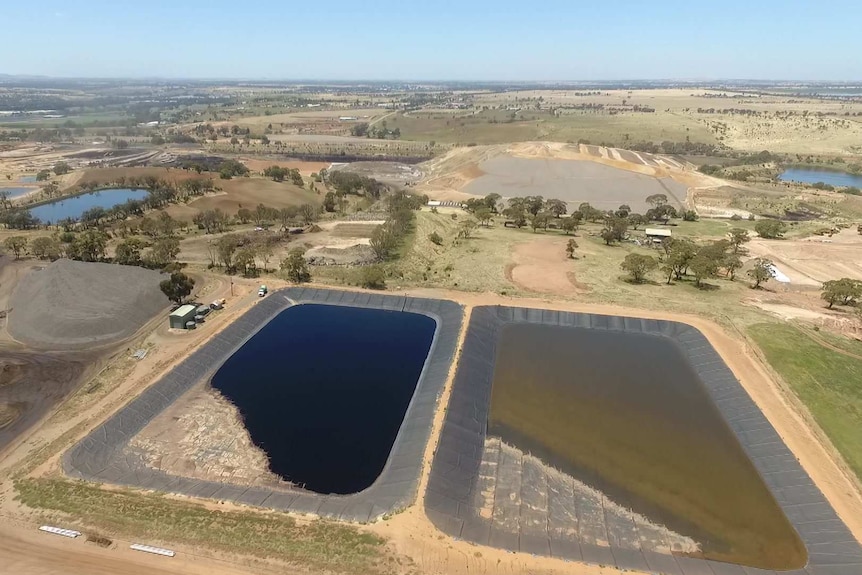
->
xmin=211 ymin=304 xmax=436 ymax=494
xmin=779 ymin=168 xmax=862 ymax=188
xmin=29 ymin=188 xmax=149 ymax=222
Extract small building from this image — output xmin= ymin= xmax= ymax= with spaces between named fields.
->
xmin=169 ymin=304 xmax=197 ymax=329
xmin=644 ymin=227 xmax=672 ymax=244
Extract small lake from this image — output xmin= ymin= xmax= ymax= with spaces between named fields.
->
xmin=211 ymin=304 xmax=436 ymax=494
xmin=0 ymin=187 xmax=37 ymax=199
xmin=29 ymin=188 xmax=149 ymax=223
xmin=779 ymin=168 xmax=862 ymax=188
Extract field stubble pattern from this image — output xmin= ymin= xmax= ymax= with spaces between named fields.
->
xmin=424 ymin=306 xmax=862 ymax=575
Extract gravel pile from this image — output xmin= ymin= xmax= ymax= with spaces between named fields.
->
xmin=8 ymin=259 xmax=167 ymax=349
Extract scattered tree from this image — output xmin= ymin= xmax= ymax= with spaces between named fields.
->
xmin=821 ymin=278 xmax=862 ymax=309
xmin=159 ymin=272 xmax=195 ymax=305
xmin=565 ymin=239 xmax=578 ymax=259
xmin=370 ymin=223 xmax=399 ymax=259
xmin=360 ymin=265 xmax=386 ymax=290
xmin=3 ymin=236 xmax=27 ymax=259
xmin=755 ymin=219 xmax=787 ymax=239
xmin=621 ymin=253 xmax=658 ymax=283
xmin=52 ymin=161 xmax=71 ymax=176
xmin=682 ymin=209 xmax=699 ymax=222
xmin=428 ymin=231 xmax=443 ymax=246
xmin=747 ymin=258 xmax=775 ymax=289
xmin=600 ymin=216 xmax=628 ymax=245
xmin=148 ymin=237 xmax=181 ymax=267
xmin=281 ymin=248 xmax=310 ymax=283
xmin=728 ymin=228 xmax=751 ymax=254
xmin=29 ymin=236 xmax=61 ymax=261
xmin=114 ymin=238 xmax=146 ymax=266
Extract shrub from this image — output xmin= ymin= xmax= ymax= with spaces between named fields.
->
xmin=360 ymin=265 xmax=386 ymax=290
xmin=428 ymin=231 xmax=443 ymax=245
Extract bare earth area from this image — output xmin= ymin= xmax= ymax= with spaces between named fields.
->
xmin=747 ymin=228 xmax=862 ymax=286
xmin=506 ymin=234 xmax=589 ymax=294
xmin=129 ymin=385 xmax=285 ymax=489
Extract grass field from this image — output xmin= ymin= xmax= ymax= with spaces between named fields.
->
xmin=15 ymin=478 xmax=390 ymax=574
xmin=387 ymin=109 xmax=716 ymax=147
xmin=749 ymin=323 xmax=862 ymax=482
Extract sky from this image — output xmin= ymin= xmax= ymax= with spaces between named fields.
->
xmin=2 ymin=0 xmax=860 ymax=81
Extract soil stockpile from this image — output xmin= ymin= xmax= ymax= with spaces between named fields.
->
xmin=8 ymin=259 xmax=166 ymax=349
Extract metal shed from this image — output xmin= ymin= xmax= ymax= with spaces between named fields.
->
xmin=169 ymin=304 xmax=197 ymax=329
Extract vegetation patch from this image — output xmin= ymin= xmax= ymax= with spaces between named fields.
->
xmin=749 ymin=323 xmax=862 ymax=482
xmin=15 ymin=478 xmax=390 ymax=574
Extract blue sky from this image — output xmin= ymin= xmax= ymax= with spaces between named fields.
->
xmin=2 ymin=0 xmax=859 ymax=80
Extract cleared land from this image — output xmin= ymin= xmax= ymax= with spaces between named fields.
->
xmin=7 ymin=259 xmax=167 ymax=350
xmin=464 ymin=156 xmax=687 ymax=212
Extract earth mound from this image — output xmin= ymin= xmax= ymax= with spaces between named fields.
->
xmin=8 ymin=259 xmax=166 ymax=349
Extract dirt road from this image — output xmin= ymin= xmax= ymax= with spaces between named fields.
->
xmin=0 ymin=521 xmax=286 ymax=575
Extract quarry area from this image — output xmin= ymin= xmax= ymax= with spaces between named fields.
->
xmin=0 ymin=80 xmax=861 ymax=575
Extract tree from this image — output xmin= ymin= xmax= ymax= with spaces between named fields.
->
xmin=3 ymin=236 xmax=27 ymax=259
xmin=255 ymin=241 xmax=274 ymax=272
xmin=645 ymin=193 xmax=668 ymax=208
xmin=281 ymin=248 xmax=310 ymax=283
xmin=298 ymin=203 xmax=318 ymax=225
xmin=159 ymin=272 xmax=195 ymax=305
xmin=682 ymin=209 xmax=699 ymax=222
xmin=370 ymin=223 xmax=399 ymax=260
xmin=561 ymin=216 xmax=579 ymax=235
xmin=263 ymin=165 xmax=288 ymax=182
xmin=747 ymin=258 xmax=775 ymax=289
xmin=36 ymin=169 xmax=51 ymax=181
xmin=236 ymin=208 xmax=252 ymax=224
xmin=234 ymin=246 xmax=258 ymax=277
xmin=628 ymin=213 xmax=646 ymax=230
xmin=360 ymin=265 xmax=386 ymax=290
xmin=428 ymin=231 xmax=443 ymax=246
xmin=69 ymin=229 xmax=108 ymax=262
xmin=728 ymin=228 xmax=751 ymax=254
xmin=474 ymin=207 xmax=493 ymax=227
xmin=53 ymin=161 xmax=71 ymax=176
xmin=350 ymin=122 xmax=370 ymax=137
xmin=216 ymin=234 xmax=238 ymax=270
xmin=821 ymin=278 xmax=862 ymax=309
xmin=565 ymin=239 xmax=578 ymax=259
xmin=529 ymin=212 xmax=551 ymax=232
xmin=723 ymin=252 xmax=743 ymax=280
xmin=114 ymin=238 xmax=146 ymax=265
xmin=148 ymin=237 xmax=181 ymax=267
xmin=621 ymin=253 xmax=658 ymax=283
xmin=546 ymin=199 xmax=568 ymax=218
xmin=663 ymin=238 xmax=698 ymax=282
xmin=689 ymin=253 xmax=720 ymax=287
xmin=755 ymin=219 xmax=787 ymax=239
xmin=600 ymin=216 xmax=628 ymax=245
xmin=29 ymin=236 xmax=61 ymax=260
xmin=458 ymin=219 xmax=478 ymax=239
xmin=323 ymin=191 xmax=337 ymax=212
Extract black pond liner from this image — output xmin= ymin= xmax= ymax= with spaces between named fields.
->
xmin=64 ymin=288 xmax=463 ymax=522
xmin=424 ymin=305 xmax=862 ymax=575
xmin=210 ymin=304 xmax=436 ymax=495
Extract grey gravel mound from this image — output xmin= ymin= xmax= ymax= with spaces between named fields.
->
xmin=8 ymin=259 xmax=167 ymax=349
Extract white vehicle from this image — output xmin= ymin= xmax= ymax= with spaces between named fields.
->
xmin=258 ymin=285 xmax=268 ymax=297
